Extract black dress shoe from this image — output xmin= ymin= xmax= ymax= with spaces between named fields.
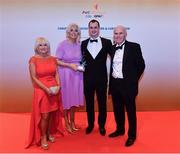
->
xmin=125 ymin=138 xmax=136 ymax=147
xmin=108 ymin=130 xmax=125 ymax=138
xmin=85 ymin=126 xmax=94 ymax=134
xmin=99 ymin=128 xmax=106 ymax=136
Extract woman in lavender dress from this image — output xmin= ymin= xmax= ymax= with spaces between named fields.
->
xmin=56 ymin=23 xmax=84 ymax=133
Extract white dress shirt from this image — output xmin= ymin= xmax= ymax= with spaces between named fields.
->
xmin=87 ymin=37 xmax=102 ymax=59
xmin=112 ymin=42 xmax=125 ymax=78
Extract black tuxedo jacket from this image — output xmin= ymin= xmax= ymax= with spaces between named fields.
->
xmin=81 ymin=37 xmax=112 ymax=86
xmin=109 ymin=40 xmax=145 ymax=94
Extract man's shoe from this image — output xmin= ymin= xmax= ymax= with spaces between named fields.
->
xmin=108 ymin=130 xmax=125 ymax=138
xmin=125 ymin=138 xmax=136 ymax=147
xmin=99 ymin=128 xmax=106 ymax=136
xmin=85 ymin=126 xmax=94 ymax=134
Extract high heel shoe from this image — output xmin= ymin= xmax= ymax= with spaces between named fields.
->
xmin=41 ymin=136 xmax=48 ymax=150
xmin=41 ymin=143 xmax=48 ymax=150
xmin=72 ymin=127 xmax=80 ymax=131
xmin=71 ymin=125 xmax=80 ymax=131
xmin=65 ymin=124 xmax=74 ymax=134
xmin=48 ymin=135 xmax=55 ymax=143
xmin=71 ymin=122 xmax=80 ymax=131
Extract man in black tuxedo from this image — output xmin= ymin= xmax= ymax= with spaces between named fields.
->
xmin=81 ymin=19 xmax=112 ymax=136
xmin=108 ymin=25 xmax=145 ymax=146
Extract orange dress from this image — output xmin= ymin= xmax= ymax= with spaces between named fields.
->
xmin=25 ymin=56 xmax=64 ymax=148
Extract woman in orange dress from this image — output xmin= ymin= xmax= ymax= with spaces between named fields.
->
xmin=26 ymin=37 xmax=63 ymax=150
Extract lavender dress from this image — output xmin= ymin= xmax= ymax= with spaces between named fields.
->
xmin=56 ymin=40 xmax=84 ymax=110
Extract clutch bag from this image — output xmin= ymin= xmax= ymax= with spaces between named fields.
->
xmin=49 ymin=86 xmax=58 ymax=94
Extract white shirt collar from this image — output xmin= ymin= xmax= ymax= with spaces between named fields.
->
xmin=116 ymin=40 xmax=125 ymax=47
xmin=90 ymin=36 xmax=100 ymax=41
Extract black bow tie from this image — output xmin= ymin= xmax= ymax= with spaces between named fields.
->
xmin=90 ymin=39 xmax=98 ymax=43
xmin=115 ymin=43 xmax=125 ymax=50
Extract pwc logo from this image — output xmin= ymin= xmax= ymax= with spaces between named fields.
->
xmin=82 ymin=3 xmax=104 ymax=18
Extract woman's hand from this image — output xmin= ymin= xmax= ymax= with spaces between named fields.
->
xmin=45 ymin=87 xmax=53 ymax=96
xmin=69 ymin=63 xmax=78 ymax=71
xmin=56 ymin=59 xmax=77 ymax=71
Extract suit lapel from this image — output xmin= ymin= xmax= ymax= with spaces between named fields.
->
xmin=94 ymin=37 xmax=103 ymax=59
xmin=84 ymin=38 xmax=94 ymax=60
xmin=111 ymin=44 xmax=116 ymax=60
xmin=123 ymin=40 xmax=128 ymax=65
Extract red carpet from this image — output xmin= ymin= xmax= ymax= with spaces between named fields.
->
xmin=0 ymin=111 xmax=180 ymax=153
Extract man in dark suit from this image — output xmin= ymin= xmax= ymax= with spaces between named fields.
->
xmin=108 ymin=25 xmax=145 ymax=146
xmin=81 ymin=19 xmax=112 ymax=136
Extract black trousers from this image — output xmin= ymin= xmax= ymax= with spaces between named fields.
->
xmin=84 ymin=81 xmax=107 ymax=128
xmin=111 ymin=77 xmax=137 ymax=139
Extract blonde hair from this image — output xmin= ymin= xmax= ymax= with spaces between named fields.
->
xmin=66 ymin=23 xmax=81 ymax=42
xmin=34 ymin=37 xmax=50 ymax=55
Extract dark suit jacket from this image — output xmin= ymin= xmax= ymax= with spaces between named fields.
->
xmin=109 ymin=40 xmax=145 ymax=95
xmin=81 ymin=37 xmax=112 ymax=87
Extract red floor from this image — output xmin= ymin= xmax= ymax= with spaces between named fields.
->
xmin=0 ymin=111 xmax=180 ymax=153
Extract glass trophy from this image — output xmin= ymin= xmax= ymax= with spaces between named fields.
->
xmin=77 ymin=56 xmax=86 ymax=72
